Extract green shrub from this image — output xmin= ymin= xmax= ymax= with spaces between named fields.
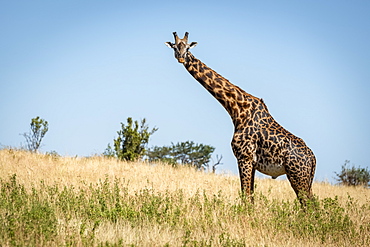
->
xmin=335 ymin=160 xmax=370 ymax=187
xmin=104 ymin=118 xmax=157 ymax=161
xmin=21 ymin=116 xmax=49 ymax=152
xmin=0 ymin=175 xmax=57 ymax=245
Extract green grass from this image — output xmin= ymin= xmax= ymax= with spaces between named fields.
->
xmin=0 ymin=174 xmax=369 ymax=246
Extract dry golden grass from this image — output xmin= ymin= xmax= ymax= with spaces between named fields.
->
xmin=0 ymin=148 xmax=369 ymax=246
xmin=0 ymin=148 xmax=239 ymax=198
xmin=1 ymin=148 xmax=368 ymax=204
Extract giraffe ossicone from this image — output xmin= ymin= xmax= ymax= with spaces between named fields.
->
xmin=165 ymin=32 xmax=316 ymax=204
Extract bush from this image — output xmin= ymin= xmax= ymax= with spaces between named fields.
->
xmin=21 ymin=116 xmax=49 ymax=152
xmin=335 ymin=160 xmax=370 ymax=187
xmin=104 ymin=118 xmax=158 ymax=161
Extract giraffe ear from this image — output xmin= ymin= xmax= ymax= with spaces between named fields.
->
xmin=189 ymin=42 xmax=197 ymax=49
xmin=165 ymin=42 xmax=174 ymax=48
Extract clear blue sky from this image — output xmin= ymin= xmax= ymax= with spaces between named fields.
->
xmin=1 ymin=1 xmax=369 ymax=183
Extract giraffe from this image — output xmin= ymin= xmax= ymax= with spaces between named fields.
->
xmin=165 ymin=32 xmax=316 ymax=204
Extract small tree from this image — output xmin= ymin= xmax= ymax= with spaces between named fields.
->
xmin=104 ymin=117 xmax=158 ymax=161
xmin=335 ymin=160 xmax=370 ymax=187
xmin=147 ymin=141 xmax=215 ymax=170
xmin=172 ymin=141 xmax=215 ymax=169
xmin=22 ymin=116 xmax=49 ymax=152
xmin=146 ymin=145 xmax=176 ymax=165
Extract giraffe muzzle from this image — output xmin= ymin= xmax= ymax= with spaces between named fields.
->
xmin=178 ymin=58 xmax=185 ymax=63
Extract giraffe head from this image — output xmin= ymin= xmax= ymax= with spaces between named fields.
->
xmin=165 ymin=32 xmax=197 ymax=63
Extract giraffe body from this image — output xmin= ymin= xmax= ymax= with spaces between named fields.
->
xmin=166 ymin=32 xmax=316 ymax=203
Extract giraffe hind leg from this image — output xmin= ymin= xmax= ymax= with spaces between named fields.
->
xmin=286 ymin=161 xmax=315 ymax=205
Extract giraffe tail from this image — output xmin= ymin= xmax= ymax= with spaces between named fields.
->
xmin=307 ymin=153 xmax=317 ymax=198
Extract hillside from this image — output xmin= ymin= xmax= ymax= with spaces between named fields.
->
xmin=0 ymin=149 xmax=369 ymax=246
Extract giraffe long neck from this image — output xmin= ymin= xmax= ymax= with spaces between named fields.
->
xmin=183 ymin=52 xmax=259 ymax=124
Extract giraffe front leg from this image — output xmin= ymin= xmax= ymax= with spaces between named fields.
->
xmin=232 ymin=133 xmax=258 ymax=203
xmin=237 ymin=158 xmax=256 ymax=202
